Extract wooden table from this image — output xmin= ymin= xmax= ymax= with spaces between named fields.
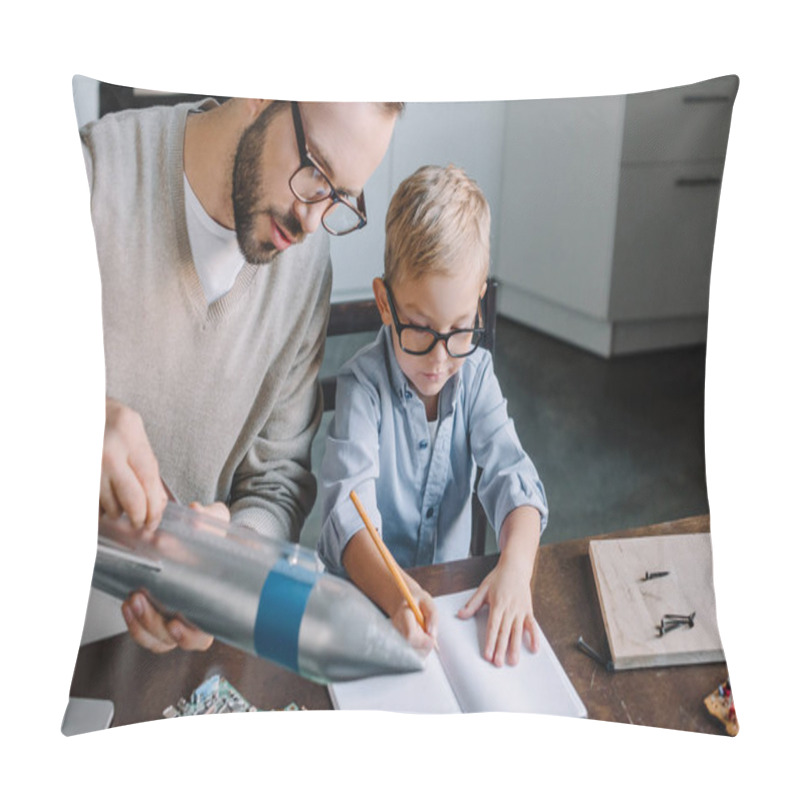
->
xmin=526 ymin=514 xmax=727 ymax=734
xmin=69 ymin=515 xmax=728 ymax=733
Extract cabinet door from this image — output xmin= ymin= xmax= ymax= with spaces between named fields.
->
xmin=496 ymin=95 xmax=625 ymax=319
xmin=621 ymin=75 xmax=738 ymax=164
xmin=609 ymin=163 xmax=725 ymax=320
xmin=330 ymin=102 xmax=506 ymax=302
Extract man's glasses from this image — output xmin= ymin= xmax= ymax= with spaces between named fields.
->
xmin=384 ymin=282 xmax=485 ymax=358
xmin=288 ymin=101 xmax=367 ymax=236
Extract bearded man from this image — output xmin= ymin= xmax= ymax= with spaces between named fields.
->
xmin=80 ymin=94 xmax=401 ymax=653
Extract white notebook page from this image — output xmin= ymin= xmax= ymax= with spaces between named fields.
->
xmin=329 ymin=589 xmax=586 ymax=717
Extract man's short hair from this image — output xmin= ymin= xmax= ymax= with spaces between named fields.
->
xmin=380 ymin=102 xmax=405 ymax=116
xmin=384 ymin=164 xmax=490 ymax=288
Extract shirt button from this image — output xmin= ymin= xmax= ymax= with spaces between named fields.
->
xmin=419 ymin=440 xmax=428 ymax=450
xmin=426 ymin=507 xmax=434 ymax=519
xmin=404 ymin=390 xmax=413 ymax=400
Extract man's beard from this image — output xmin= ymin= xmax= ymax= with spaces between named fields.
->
xmin=231 ymin=102 xmax=303 ymax=265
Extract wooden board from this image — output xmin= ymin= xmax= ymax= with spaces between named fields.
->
xmin=588 ymin=533 xmax=725 ymax=670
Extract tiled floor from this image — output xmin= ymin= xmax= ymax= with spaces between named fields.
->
xmin=300 ymin=317 xmax=709 ymax=552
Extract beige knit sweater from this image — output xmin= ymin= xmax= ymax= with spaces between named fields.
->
xmin=81 ymin=101 xmax=332 ymax=541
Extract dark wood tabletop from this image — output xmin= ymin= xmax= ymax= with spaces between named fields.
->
xmin=69 ymin=514 xmax=729 ymax=733
xmin=523 ymin=514 xmax=728 ymax=734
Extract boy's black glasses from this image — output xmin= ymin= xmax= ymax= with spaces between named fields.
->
xmin=288 ymin=101 xmax=367 ymax=236
xmin=384 ymin=282 xmax=485 ymax=358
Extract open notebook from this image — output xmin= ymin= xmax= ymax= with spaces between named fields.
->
xmin=329 ymin=589 xmax=587 ymax=716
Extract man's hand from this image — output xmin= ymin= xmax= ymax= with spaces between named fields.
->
xmin=121 ymin=501 xmax=231 ymax=653
xmin=121 ymin=592 xmax=215 ymax=653
xmin=100 ymin=397 xmax=167 ymax=531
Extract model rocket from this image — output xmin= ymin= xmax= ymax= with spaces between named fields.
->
xmin=92 ymin=502 xmax=423 ymax=684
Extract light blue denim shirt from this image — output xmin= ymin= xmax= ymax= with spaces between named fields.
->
xmin=317 ymin=325 xmax=548 ymax=575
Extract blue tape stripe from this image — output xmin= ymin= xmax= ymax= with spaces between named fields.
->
xmin=254 ymin=559 xmax=318 ymax=672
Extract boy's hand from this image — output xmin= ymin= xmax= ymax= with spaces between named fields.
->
xmin=459 ymin=505 xmax=540 ymax=666
xmin=458 ymin=560 xmax=539 ymax=667
xmin=342 ymin=528 xmax=439 ymax=657
xmin=390 ymin=586 xmax=439 ymax=656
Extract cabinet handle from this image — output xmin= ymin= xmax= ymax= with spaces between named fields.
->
xmin=675 ymin=177 xmax=722 ymax=187
xmin=682 ymin=95 xmax=732 ymax=103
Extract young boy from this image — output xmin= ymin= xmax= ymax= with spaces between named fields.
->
xmin=317 ymin=165 xmax=548 ymax=667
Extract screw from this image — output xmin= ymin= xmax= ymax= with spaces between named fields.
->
xmin=663 ymin=612 xmax=696 ymax=628
xmin=577 ymin=636 xmax=615 ymax=672
xmin=643 ymin=571 xmax=670 ymax=581
xmin=656 ymin=619 xmax=685 ymax=636
xmin=657 ymin=612 xmax=696 ymax=636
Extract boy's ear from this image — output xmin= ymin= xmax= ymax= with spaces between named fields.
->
xmin=479 ymin=280 xmax=488 ymax=300
xmin=373 ymin=278 xmax=393 ymax=327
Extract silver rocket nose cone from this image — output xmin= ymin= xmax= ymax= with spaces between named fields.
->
xmin=297 ymin=574 xmax=424 ymax=683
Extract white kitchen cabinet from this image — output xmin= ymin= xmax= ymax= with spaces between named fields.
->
xmin=330 ymin=101 xmax=507 ymax=301
xmin=495 ymin=75 xmax=738 ymax=357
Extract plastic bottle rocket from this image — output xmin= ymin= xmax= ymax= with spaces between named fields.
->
xmin=92 ymin=502 xmax=423 ymax=683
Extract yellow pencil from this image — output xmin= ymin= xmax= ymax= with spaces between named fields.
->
xmin=349 ymin=490 xmax=433 ymax=641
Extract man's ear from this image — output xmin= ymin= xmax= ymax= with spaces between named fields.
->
xmin=373 ymin=277 xmax=393 ymax=327
xmin=243 ymin=98 xmax=273 ymax=120
xmin=479 ymin=280 xmax=488 ymax=300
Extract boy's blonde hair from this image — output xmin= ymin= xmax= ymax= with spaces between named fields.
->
xmin=384 ymin=164 xmax=490 ymax=287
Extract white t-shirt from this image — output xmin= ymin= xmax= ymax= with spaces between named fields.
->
xmin=184 ymin=173 xmax=244 ymax=304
